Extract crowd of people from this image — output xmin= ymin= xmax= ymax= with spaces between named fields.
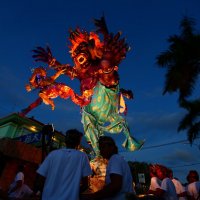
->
xmin=0 ymin=129 xmax=199 ymax=200
xmin=148 ymin=164 xmax=200 ymax=200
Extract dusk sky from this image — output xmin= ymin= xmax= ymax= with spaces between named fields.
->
xmin=0 ymin=0 xmax=200 ymax=183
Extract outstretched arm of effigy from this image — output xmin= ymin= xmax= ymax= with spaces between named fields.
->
xmin=50 ymin=68 xmax=66 ymax=81
xmin=32 ymin=46 xmax=79 ymax=80
xmin=32 ymin=45 xmax=67 ymax=71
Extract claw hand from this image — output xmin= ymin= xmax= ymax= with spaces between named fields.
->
xmin=32 ymin=46 xmax=54 ymax=66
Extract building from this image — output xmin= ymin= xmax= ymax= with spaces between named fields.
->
xmin=0 ymin=112 xmax=65 ymax=147
xmin=0 ymin=112 xmax=65 ymax=191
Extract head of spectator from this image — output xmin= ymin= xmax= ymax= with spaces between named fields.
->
xmin=156 ymin=164 xmax=168 ymax=180
xmin=186 ymin=170 xmax=199 ymax=183
xmin=65 ymin=129 xmax=83 ymax=149
xmin=98 ymin=136 xmax=118 ymax=159
xmin=149 ymin=164 xmax=158 ymax=178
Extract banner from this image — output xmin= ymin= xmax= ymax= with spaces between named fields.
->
xmin=15 ymin=132 xmax=42 ymax=144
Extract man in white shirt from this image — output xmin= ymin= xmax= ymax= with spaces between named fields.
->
xmin=82 ymin=136 xmax=134 ymax=200
xmin=36 ymin=129 xmax=92 ymax=200
xmin=148 ymin=164 xmax=161 ymax=194
xmin=156 ymin=165 xmax=178 ymax=200
xmin=168 ymin=169 xmax=187 ymax=200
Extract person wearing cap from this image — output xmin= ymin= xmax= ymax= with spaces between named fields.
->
xmin=82 ymin=136 xmax=134 ymax=200
xmin=36 ymin=129 xmax=92 ymax=200
xmin=8 ymin=164 xmax=33 ymax=200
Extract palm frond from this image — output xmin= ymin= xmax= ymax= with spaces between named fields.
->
xmin=157 ymin=16 xmax=200 ymax=144
xmin=178 ymin=99 xmax=200 ymax=143
xmin=156 ymin=50 xmax=174 ymax=67
xmin=187 ymin=122 xmax=200 ymax=143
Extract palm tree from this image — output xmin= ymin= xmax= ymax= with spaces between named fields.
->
xmin=156 ymin=16 xmax=200 ymax=143
xmin=178 ymin=99 xmax=200 ymax=143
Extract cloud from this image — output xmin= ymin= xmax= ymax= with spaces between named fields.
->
xmin=162 ymin=148 xmax=199 ymax=166
xmin=126 ymin=110 xmax=186 ymax=139
xmin=0 ymin=64 xmax=29 ymax=110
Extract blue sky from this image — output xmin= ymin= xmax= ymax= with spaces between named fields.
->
xmin=0 ymin=0 xmax=200 ymax=183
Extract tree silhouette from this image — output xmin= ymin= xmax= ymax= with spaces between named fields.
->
xmin=156 ymin=16 xmax=200 ymax=143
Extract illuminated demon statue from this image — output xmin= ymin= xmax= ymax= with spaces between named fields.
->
xmin=22 ymin=16 xmax=144 ymax=155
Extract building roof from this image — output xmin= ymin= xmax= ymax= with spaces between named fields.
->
xmin=0 ymin=112 xmax=44 ymax=127
xmin=0 ymin=112 xmax=64 ymax=137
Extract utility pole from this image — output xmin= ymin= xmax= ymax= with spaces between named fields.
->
xmin=41 ymin=124 xmax=54 ymax=161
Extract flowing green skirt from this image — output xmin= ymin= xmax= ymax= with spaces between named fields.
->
xmin=81 ymin=82 xmax=144 ymax=155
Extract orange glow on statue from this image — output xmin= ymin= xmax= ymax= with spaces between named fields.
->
xmin=21 ymin=16 xmax=144 ymax=155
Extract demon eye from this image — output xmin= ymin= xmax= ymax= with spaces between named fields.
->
xmin=76 ymin=53 xmax=88 ymax=65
